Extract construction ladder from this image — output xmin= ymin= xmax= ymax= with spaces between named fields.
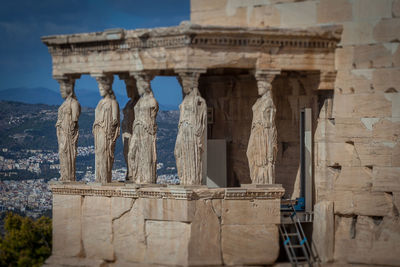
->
xmin=279 ymin=203 xmax=319 ymax=267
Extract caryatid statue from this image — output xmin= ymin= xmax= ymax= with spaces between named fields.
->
xmin=246 ymin=70 xmax=280 ymax=184
xmin=55 ymin=76 xmax=81 ymax=182
xmin=174 ymin=70 xmax=207 ymax=185
xmin=92 ymin=74 xmax=120 ymax=183
xmin=128 ymin=72 xmax=158 ymax=184
xmin=119 ymin=74 xmax=139 ymax=180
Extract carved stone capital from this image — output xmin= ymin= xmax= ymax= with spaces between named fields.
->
xmin=92 ymin=73 xmax=113 ymax=85
xmin=54 ymin=75 xmax=77 ymax=96
xmin=130 ymin=71 xmax=154 ymax=94
xmin=254 ymin=69 xmax=281 ymax=83
xmin=130 ymin=71 xmax=154 ymax=83
xmin=175 ymin=68 xmax=206 ymax=93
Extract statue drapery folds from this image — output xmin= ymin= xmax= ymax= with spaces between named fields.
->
xmin=247 ymin=71 xmax=279 ymax=184
xmin=127 ymin=73 xmax=158 ymax=184
xmin=56 ymin=76 xmax=81 ymax=182
xmin=174 ymin=70 xmax=207 ymax=185
xmin=93 ymin=75 xmax=120 ymax=183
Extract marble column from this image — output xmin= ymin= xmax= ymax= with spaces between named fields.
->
xmin=92 ymin=74 xmax=120 ymax=183
xmin=128 ymin=72 xmax=158 ymax=184
xmin=246 ymin=70 xmax=280 ymax=184
xmin=174 ymin=69 xmax=207 ymax=185
xmin=55 ymin=75 xmax=81 ymax=182
xmin=119 ymin=74 xmax=139 ymax=181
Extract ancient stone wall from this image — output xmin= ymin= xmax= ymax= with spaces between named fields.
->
xmin=46 ymin=183 xmax=283 ymax=267
xmin=192 ymin=0 xmax=400 ymax=265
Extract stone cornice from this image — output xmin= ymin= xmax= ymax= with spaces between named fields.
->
xmin=41 ymin=23 xmax=342 ymax=57
xmin=49 ymin=182 xmax=285 ymax=200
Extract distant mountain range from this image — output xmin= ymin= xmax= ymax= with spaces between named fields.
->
xmin=0 ymin=87 xmax=177 ymax=110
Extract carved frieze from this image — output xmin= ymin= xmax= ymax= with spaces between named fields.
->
xmin=49 ymin=184 xmax=285 ymax=200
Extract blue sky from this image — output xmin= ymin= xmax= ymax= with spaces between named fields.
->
xmin=0 ymin=0 xmax=190 ymax=108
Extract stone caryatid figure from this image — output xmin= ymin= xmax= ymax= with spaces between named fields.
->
xmin=128 ymin=72 xmax=158 ymax=184
xmin=247 ymin=70 xmax=280 ymax=184
xmin=120 ymin=74 xmax=139 ymax=180
xmin=174 ymin=70 xmax=207 ymax=185
xmin=55 ymin=76 xmax=81 ymax=182
xmin=92 ymin=74 xmax=120 ymax=183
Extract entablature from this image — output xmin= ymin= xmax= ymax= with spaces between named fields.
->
xmin=41 ymin=22 xmax=342 ymax=79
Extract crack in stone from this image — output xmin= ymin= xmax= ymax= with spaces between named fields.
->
xmin=112 ymin=199 xmax=135 ymax=222
xmin=79 ymin=195 xmax=86 ymax=258
xmin=210 ymin=200 xmax=224 ymax=265
xmin=111 ymin=199 xmax=135 ymax=263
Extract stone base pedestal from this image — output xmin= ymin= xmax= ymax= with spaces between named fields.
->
xmin=46 ymin=183 xmax=284 ymax=266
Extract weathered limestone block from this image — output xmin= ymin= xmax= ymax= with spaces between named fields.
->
xmin=188 ymin=200 xmax=222 ymax=266
xmin=372 ymin=118 xmax=400 ymax=142
xmin=316 ymin=142 xmax=361 ymax=167
xmin=334 ymin=166 xmax=372 ymax=191
xmin=314 ymin=166 xmax=336 ymax=202
xmin=335 ymin=47 xmax=354 ymax=70
xmin=394 ymin=0 xmax=400 ymax=17
xmin=113 ymin=198 xmax=146 ymax=263
xmin=145 ymin=221 xmax=191 ymax=266
xmin=372 ymin=68 xmax=400 ymax=93
xmin=222 ymin=199 xmax=280 ymax=225
xmin=317 ymin=0 xmax=353 ymax=23
xmin=373 ymin=18 xmax=400 ymax=43
xmin=221 ymin=224 xmax=279 ymax=265
xmin=52 ymin=194 xmax=83 ymax=257
xmin=313 ymin=201 xmax=334 ymax=263
xmin=353 ymin=44 xmax=395 ymax=69
xmin=142 ymin=198 xmax=196 ymax=222
xmin=372 ymin=167 xmax=400 ymax=192
xmin=82 ymin=196 xmax=113 ymax=261
xmin=277 ymin=1 xmax=317 ymax=27
xmin=334 ymin=69 xmax=372 ymax=94
xmin=333 ymin=93 xmax=392 ymax=118
xmin=111 ymin=197 xmax=134 ymax=219
xmin=334 ymin=215 xmax=353 ymax=263
xmin=331 ymin=191 xmax=392 ymax=216
xmin=190 ymin=0 xmax=227 ymax=13
xmin=335 ymin=215 xmax=400 ymax=265
xmin=333 ymin=118 xmax=373 ymax=142
xmin=390 ymin=92 xmax=400 ymax=117
xmin=45 ymin=255 xmax=106 ymax=267
xmin=352 ymin=0 xmax=392 ymax=20
xmin=355 ymin=141 xmax=394 ymax=167
xmin=340 ymin=20 xmax=377 ymax=46
xmin=248 ymin=5 xmax=281 ymax=27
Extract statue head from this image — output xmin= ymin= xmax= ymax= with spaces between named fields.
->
xmin=97 ymin=75 xmax=114 ymax=98
xmin=59 ymin=79 xmax=75 ymax=99
xmin=136 ymin=75 xmax=152 ymax=97
xmin=178 ymin=72 xmax=200 ymax=96
xmin=257 ymin=80 xmax=272 ymax=96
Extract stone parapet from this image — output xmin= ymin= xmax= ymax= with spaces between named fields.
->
xmin=46 ymin=183 xmax=284 ymax=267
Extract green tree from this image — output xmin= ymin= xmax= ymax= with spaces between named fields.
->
xmin=0 ymin=212 xmax=52 ymax=267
